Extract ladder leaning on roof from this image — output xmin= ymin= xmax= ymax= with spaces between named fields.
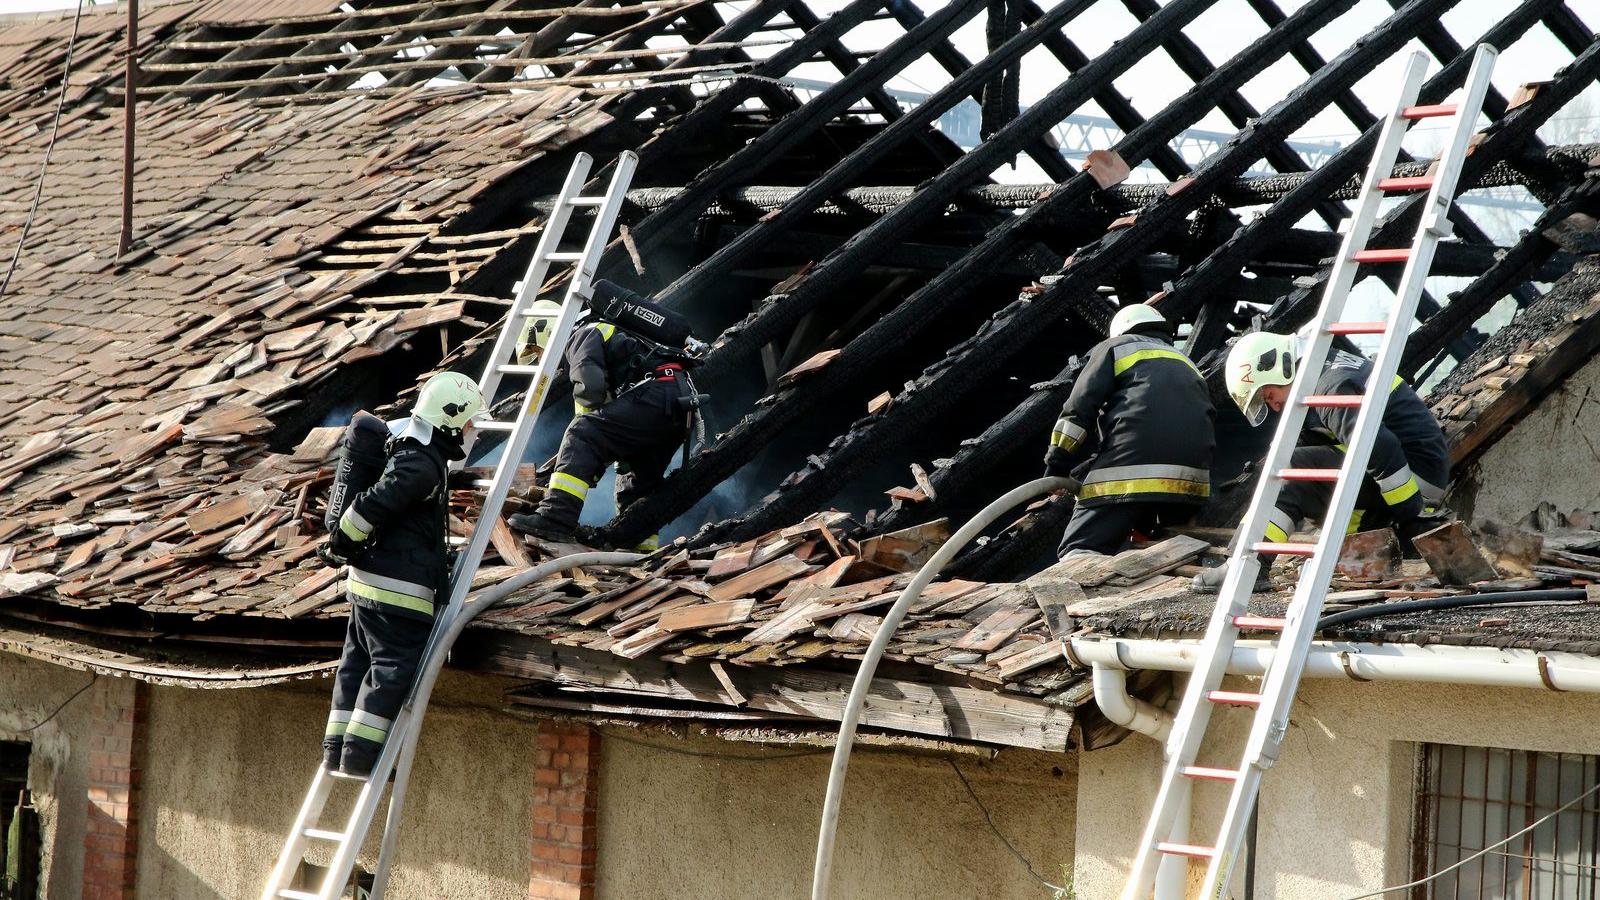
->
xmin=260 ymin=151 xmax=642 ymax=900
xmin=1118 ymin=45 xmax=1498 ymax=900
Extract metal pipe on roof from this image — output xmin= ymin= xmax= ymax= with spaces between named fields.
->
xmin=118 ymin=0 xmax=136 ymax=257
xmin=1070 ymin=637 xmax=1600 ymax=693
xmin=1090 ymin=664 xmax=1189 ymax=900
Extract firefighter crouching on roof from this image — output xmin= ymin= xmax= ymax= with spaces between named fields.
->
xmin=1192 ymin=331 xmax=1449 ymax=593
xmin=509 ymin=291 xmax=692 ymax=552
xmin=318 ymin=372 xmax=484 ymax=778
xmin=1044 ymin=304 xmax=1216 ymax=559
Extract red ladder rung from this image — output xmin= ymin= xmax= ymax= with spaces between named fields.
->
xmin=1377 ymin=175 xmax=1434 ymax=192
xmin=1305 ymin=394 xmax=1363 ymax=408
xmin=1234 ymin=615 xmax=1287 ymax=631
xmin=1182 ymin=766 xmax=1243 ymax=782
xmin=1402 ymin=103 xmax=1457 ymax=119
xmin=1157 ymin=842 xmax=1220 ymax=859
xmin=1253 ymin=541 xmax=1316 ymax=556
xmin=1278 ymin=467 xmax=1340 ymax=482
xmin=1208 ymin=690 xmax=1263 ymax=707
xmin=1327 ymin=321 xmax=1388 ymax=335
xmin=1353 ymin=248 xmax=1411 ymax=263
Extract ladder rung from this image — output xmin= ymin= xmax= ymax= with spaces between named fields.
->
xmin=472 ymin=478 xmax=495 ymax=489
xmin=1353 ymin=248 xmax=1411 ymax=263
xmin=1327 ymin=321 xmax=1388 ymax=335
xmin=1377 ymin=175 xmax=1434 ymax=192
xmin=568 ymin=196 xmax=605 ymax=206
xmin=1181 ymin=765 xmax=1242 ymax=782
xmin=1278 ymin=467 xmax=1340 ymax=482
xmin=1234 ymin=615 xmax=1287 ymax=631
xmin=544 ymin=251 xmax=584 ymax=262
xmin=1208 ymin=690 xmax=1263 ymax=707
xmin=1402 ymin=103 xmax=1457 ymax=119
xmin=1253 ymin=541 xmax=1316 ymax=557
xmin=303 ymin=828 xmax=346 ymax=842
xmin=278 ymin=891 xmax=319 ymax=900
xmin=1304 ymin=394 xmax=1363 ymax=408
xmin=475 ymin=420 xmax=516 ymax=433
xmin=327 ymin=769 xmax=370 ymax=781
xmin=497 ymin=364 xmax=542 ymax=375
xmin=1157 ymin=841 xmax=1220 ymax=859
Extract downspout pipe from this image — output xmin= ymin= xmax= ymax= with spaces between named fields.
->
xmin=1070 ymin=637 xmax=1600 ymax=693
xmin=1087 ymin=661 xmax=1188 ymax=900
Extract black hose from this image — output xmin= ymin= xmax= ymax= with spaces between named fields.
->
xmin=1317 ymin=588 xmax=1586 ymax=629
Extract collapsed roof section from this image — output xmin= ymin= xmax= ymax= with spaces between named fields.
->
xmin=0 ymin=1 xmax=1593 ymax=664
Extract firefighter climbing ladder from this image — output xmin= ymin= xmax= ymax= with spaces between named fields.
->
xmin=261 ymin=150 xmax=639 ymax=900
xmin=1120 ymin=46 xmax=1497 ymax=900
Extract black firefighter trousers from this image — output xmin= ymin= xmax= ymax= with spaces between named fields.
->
xmin=535 ymin=379 xmax=687 ymax=532
xmin=324 ymin=603 xmax=432 ymax=773
xmin=1058 ymin=500 xmax=1198 ymax=558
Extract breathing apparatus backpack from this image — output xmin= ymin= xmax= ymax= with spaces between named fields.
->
xmin=324 ymin=411 xmax=390 ymax=535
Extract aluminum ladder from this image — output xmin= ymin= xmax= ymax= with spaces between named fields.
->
xmin=261 ymin=150 xmax=639 ymax=900
xmin=1119 ymin=46 xmax=1497 ymax=900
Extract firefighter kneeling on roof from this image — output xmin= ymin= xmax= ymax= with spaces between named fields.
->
xmin=510 ymin=280 xmax=700 ymax=552
xmin=317 ymin=372 xmax=485 ymax=778
xmin=1192 ymin=331 xmax=1450 ymax=593
xmin=1044 ymin=304 xmax=1216 ymax=559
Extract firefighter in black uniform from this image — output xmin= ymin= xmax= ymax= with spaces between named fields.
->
xmin=1193 ymin=331 xmax=1449 ymax=592
xmin=509 ymin=300 xmax=691 ymax=552
xmin=318 ymin=371 xmax=484 ymax=777
xmin=1045 ymin=304 xmax=1216 ymax=558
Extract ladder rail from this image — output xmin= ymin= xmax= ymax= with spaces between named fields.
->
xmin=1120 ymin=51 xmax=1434 ymax=900
xmin=365 ymin=151 xmax=639 ymax=900
xmin=463 ymin=153 xmax=594 ymax=464
xmin=1195 ymin=43 xmax=1498 ymax=898
xmin=261 ymin=152 xmax=641 ymax=900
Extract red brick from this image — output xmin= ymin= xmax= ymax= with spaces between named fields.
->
xmin=529 ymin=723 xmax=601 ymax=900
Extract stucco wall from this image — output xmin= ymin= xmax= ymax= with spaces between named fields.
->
xmin=597 ymin=729 xmax=1078 ymax=900
xmin=1074 ymin=675 xmax=1600 ymax=898
xmin=1465 ymin=351 xmax=1600 ymax=524
xmin=0 ymin=652 xmax=99 ymax=899
xmin=133 ymin=669 xmax=537 ymax=899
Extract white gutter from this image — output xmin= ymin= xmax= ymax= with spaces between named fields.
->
xmin=1069 ymin=637 xmax=1600 ymax=693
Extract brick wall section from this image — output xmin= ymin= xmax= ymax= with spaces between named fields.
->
xmin=82 ymin=677 xmax=147 ymax=900
xmin=529 ymin=722 xmax=601 ymax=900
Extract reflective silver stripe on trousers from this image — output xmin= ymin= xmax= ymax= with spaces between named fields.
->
xmin=1081 ymin=463 xmax=1210 ymax=485
xmin=347 ymin=567 xmax=436 ymax=601
xmin=1417 ymin=476 xmax=1446 ymax=503
xmin=1376 ymin=466 xmax=1415 ymax=495
xmin=350 ymin=709 xmax=393 ymax=732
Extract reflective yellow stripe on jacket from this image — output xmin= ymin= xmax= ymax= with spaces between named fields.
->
xmin=1111 ymin=345 xmax=1201 ymax=377
xmin=346 ymin=567 xmax=435 ymax=617
xmin=1079 ymin=464 xmax=1210 ymax=501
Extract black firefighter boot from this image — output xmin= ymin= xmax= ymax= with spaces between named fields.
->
xmin=508 ymin=510 xmax=577 ymax=543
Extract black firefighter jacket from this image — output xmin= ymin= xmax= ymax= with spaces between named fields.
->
xmin=566 ymin=322 xmax=660 ymax=414
xmin=1045 ymin=333 xmax=1215 ymax=508
xmin=1300 ymin=352 xmax=1450 ymax=523
xmin=335 ymin=433 xmax=450 ymax=623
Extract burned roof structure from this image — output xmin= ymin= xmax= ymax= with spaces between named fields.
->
xmin=0 ymin=0 xmax=1597 ymax=746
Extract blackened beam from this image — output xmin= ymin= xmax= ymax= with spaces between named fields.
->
xmin=885 ymin=0 xmax=1073 ymax=181
xmin=1403 ymin=169 xmax=1600 ymax=375
xmin=615 ymin=0 xmax=986 ymax=263
xmin=783 ymin=1 xmax=907 ymax=125
xmin=382 ymin=0 xmax=616 ymax=90
xmin=718 ymin=223 xmax=1051 ymax=281
xmin=646 ymin=0 xmax=1095 ymax=310
xmin=1541 ymin=4 xmax=1595 ymax=59
xmin=690 ymin=0 xmax=1217 ymax=385
xmin=557 ymin=6 xmax=699 ymax=113
xmin=1161 ymin=0 xmax=1560 ymax=325
xmin=691 ymin=0 xmax=1470 ymax=544
xmin=611 ymin=144 xmax=1596 ymax=218
xmin=1260 ymin=31 xmax=1600 ymax=342
xmin=1121 ymin=0 xmax=1344 ymax=229
xmin=610 ymin=0 xmax=799 ymax=115
xmin=591 ymin=0 xmax=804 ymax=126
xmin=601 ymin=0 xmax=1366 ymax=546
xmin=304 ymin=0 xmax=528 ymax=93
xmin=1011 ymin=0 xmax=1191 ymax=181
